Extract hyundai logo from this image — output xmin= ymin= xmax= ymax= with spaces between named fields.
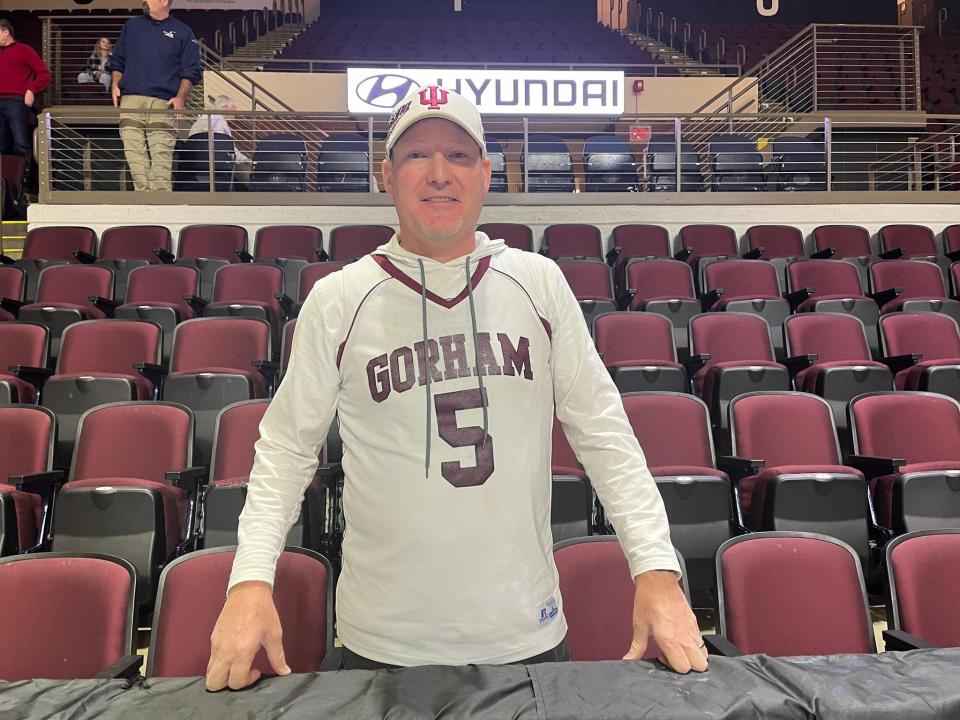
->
xmin=356 ymin=74 xmax=419 ymax=108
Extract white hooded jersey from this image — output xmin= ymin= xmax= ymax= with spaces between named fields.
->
xmin=229 ymin=232 xmax=679 ymax=666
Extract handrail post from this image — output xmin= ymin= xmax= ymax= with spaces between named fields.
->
xmin=207 ymin=126 xmax=216 ymax=192
xmin=811 ymin=26 xmax=818 ymax=111
xmin=523 ymin=117 xmax=529 ymax=193
xmin=368 ymin=116 xmax=375 ymax=193
xmin=674 ymin=116 xmax=682 ymax=192
xmin=657 ymin=11 xmax=663 ymax=43
xmin=38 ymin=111 xmax=52 ymax=204
xmin=899 ymin=37 xmax=907 ymax=112
xmin=913 ymin=28 xmax=921 ymax=111
xmin=645 ymin=7 xmax=651 ymax=36
xmin=824 ymin=116 xmax=832 ymax=191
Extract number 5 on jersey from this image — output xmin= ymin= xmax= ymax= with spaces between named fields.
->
xmin=434 ymin=389 xmax=495 ymax=488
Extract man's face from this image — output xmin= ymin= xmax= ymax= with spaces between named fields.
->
xmin=382 ymin=117 xmax=491 ymax=252
xmin=142 ymin=0 xmax=170 ymax=18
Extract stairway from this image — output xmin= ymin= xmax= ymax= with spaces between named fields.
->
xmin=621 ymin=31 xmax=723 ymax=76
xmin=226 ymin=24 xmax=306 ymax=71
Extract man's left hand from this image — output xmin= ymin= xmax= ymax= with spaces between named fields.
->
xmin=23 ymin=90 xmax=34 ymax=107
xmin=167 ymin=95 xmax=186 ymax=111
xmin=623 ymin=570 xmax=708 ymax=673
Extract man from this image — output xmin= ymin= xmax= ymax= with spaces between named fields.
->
xmin=0 ymin=19 xmax=50 ymax=185
xmin=188 ymin=95 xmax=251 ymax=187
xmin=108 ymin=0 xmax=201 ymax=191
xmin=206 ymin=86 xmax=707 ymax=690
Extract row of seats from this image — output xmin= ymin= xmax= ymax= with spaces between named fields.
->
xmin=3 ymin=528 xmax=957 ymax=680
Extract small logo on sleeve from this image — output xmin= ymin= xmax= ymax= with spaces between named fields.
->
xmin=537 ymin=597 xmax=559 ymax=625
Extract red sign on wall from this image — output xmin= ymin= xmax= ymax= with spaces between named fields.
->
xmin=630 ymin=126 xmax=651 ymax=143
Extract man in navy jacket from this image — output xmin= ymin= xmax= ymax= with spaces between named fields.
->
xmin=108 ymin=0 xmax=201 ymax=191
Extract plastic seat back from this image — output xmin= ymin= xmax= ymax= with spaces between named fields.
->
xmin=745 ymin=225 xmax=804 ymax=258
xmin=210 ymin=400 xmax=270 ymax=485
xmin=477 ymin=223 xmax=534 ymax=253
xmin=620 ymin=392 xmax=715 ymax=469
xmin=690 ymin=313 xmax=776 ymax=366
xmin=678 ymin=224 xmax=738 ymax=260
xmin=329 ymin=225 xmax=393 ymax=260
xmin=557 ymin=260 xmax=613 ymax=300
xmin=785 ymin=313 xmax=872 ymax=362
xmin=544 ymin=224 xmax=603 ymax=259
xmin=704 ymin=260 xmax=780 ymax=298
xmin=880 ymin=312 xmax=960 ymax=360
xmin=870 ymin=260 xmax=947 ymax=299
xmin=57 ymin=319 xmax=161 ymax=375
xmin=99 ymin=226 xmax=171 ymax=262
xmin=170 ymin=317 xmax=271 ymax=374
xmin=594 ymin=313 xmax=677 ymax=365
xmin=177 ymin=224 xmax=247 ymax=261
xmin=879 ymin=224 xmax=937 ymax=257
xmin=812 ymin=225 xmax=873 ymax=258
xmin=787 ymin=259 xmax=864 ymax=297
xmin=22 ymin=226 xmax=96 ymax=262
xmin=254 ymin=225 xmax=322 ymax=261
xmin=730 ymin=392 xmax=842 ymax=467
xmin=851 ymin=392 xmax=960 ymax=465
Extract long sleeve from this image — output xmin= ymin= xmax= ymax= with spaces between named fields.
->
xmin=228 ymin=277 xmax=343 ymax=590
xmin=24 ymin=45 xmax=50 ymax=93
xmin=546 ymin=262 xmax=680 ymax=580
xmin=107 ymin=26 xmax=126 ymax=74
xmin=179 ymin=32 xmax=202 ymax=86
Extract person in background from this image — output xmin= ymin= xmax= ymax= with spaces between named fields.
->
xmin=78 ymin=37 xmax=113 ymax=92
xmin=0 ymin=18 xmax=50 ymax=186
xmin=189 ymin=94 xmax=251 ymax=187
xmin=108 ymin=0 xmax=201 ymax=191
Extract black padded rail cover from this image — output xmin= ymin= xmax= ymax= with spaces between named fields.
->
xmin=2 ymin=650 xmax=959 ymax=720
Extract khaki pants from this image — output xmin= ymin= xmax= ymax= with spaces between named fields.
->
xmin=119 ymin=94 xmax=176 ymax=191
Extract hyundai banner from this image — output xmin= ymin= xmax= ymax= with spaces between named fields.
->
xmin=347 ymin=68 xmax=624 ymax=115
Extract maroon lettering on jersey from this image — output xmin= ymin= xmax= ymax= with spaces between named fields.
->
xmin=440 ymin=333 xmax=473 ymax=380
xmin=414 ymin=339 xmax=444 ymax=386
xmin=419 ymin=85 xmax=449 ymax=110
xmin=472 ymin=332 xmax=503 ymax=377
xmin=367 ymin=354 xmax=390 ymax=403
xmin=390 ymin=347 xmax=416 ymax=393
xmin=498 ymin=334 xmax=533 ymax=380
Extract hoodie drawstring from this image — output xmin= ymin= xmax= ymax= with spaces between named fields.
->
xmin=465 ymin=256 xmax=490 ymax=448
xmin=418 ymin=259 xmax=433 ymax=477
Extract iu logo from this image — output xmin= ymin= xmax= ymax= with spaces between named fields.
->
xmin=419 ymin=86 xmax=449 ymax=110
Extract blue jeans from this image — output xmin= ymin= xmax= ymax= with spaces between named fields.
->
xmin=0 ymin=97 xmax=33 ymax=172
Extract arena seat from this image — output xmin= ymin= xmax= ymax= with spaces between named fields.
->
xmin=522 ymin=134 xmax=574 ymax=192
xmin=606 ymin=224 xmax=671 ymax=294
xmin=709 ymin=134 xmax=764 ymax=192
xmin=328 ymin=225 xmax=393 ymax=261
xmin=557 ymin=259 xmax=615 ymax=326
xmin=770 ymin=137 xmax=826 ymax=191
xmin=542 ymin=224 xmax=603 ymax=260
xmin=0 ymin=265 xmax=25 ymax=322
xmin=0 ymin=155 xmax=26 ymax=218
xmin=0 ymin=404 xmax=55 ymax=556
xmin=173 ymin=133 xmax=236 ymax=192
xmin=0 ymin=226 xmax=97 ymax=302
xmin=868 ymin=259 xmax=960 ymax=321
xmin=744 ymin=224 xmax=803 ymax=287
xmin=592 ymin=312 xmax=687 ymax=394
xmin=676 ymin=224 xmax=738 ymax=274
xmin=51 ymin=401 xmax=198 ymax=604
xmin=148 ymin=547 xmax=334 ymax=676
xmin=879 ymin=312 xmax=960 ymax=401
xmin=0 ymin=322 xmax=49 ymax=404
xmin=477 ymin=223 xmax=534 ymax=253
xmin=174 ymin=224 xmax=249 ymax=302
xmin=551 ymin=475 xmax=593 ymax=542
xmin=878 ymin=224 xmax=939 ymax=259
xmin=884 ymin=529 xmax=960 ymax=650
xmin=205 ymin=263 xmax=290 ymax=352
xmin=554 ymin=537 xmax=690 ymax=661
xmin=96 ymin=225 xmax=172 ymax=301
xmin=317 ymin=133 xmax=370 ymax=192
xmin=620 ymin=392 xmax=735 ymax=604
xmin=17 ymin=265 xmax=114 ymax=359
xmin=710 ymin=532 xmax=874 ymax=657
xmin=0 ymin=553 xmax=137 ymax=681
xmin=645 ymin=134 xmax=703 ymax=192
xmin=942 ymin=224 xmax=960 ymax=259
xmin=41 ymin=319 xmax=163 ymax=468
xmin=251 ymin=225 xmax=324 ymax=300
xmin=296 ymin=262 xmax=348 ymax=313
xmin=849 ymin=391 xmax=960 ymax=535
xmin=621 ymin=258 xmax=700 ymax=358
xmin=811 ymin=224 xmax=876 ymax=288
xmin=251 ymin=134 xmax=308 ymax=192
xmin=583 ymin=135 xmax=638 ymax=192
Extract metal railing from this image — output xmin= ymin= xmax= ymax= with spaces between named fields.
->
xmin=35 ymin=107 xmax=960 ymax=200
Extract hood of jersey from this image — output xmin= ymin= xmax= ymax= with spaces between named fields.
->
xmin=370 ymin=231 xmax=508 ymax=476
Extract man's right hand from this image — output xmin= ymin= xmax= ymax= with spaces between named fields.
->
xmin=205 ymin=580 xmax=291 ymax=691
xmin=111 ymin=83 xmax=120 ymax=108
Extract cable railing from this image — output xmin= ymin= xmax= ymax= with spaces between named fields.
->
xmin=34 ymin=108 xmax=960 ymax=200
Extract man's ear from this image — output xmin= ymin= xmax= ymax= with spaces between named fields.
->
xmin=381 ymin=157 xmax=393 ymax=196
xmin=481 ymin=156 xmax=492 ymax=193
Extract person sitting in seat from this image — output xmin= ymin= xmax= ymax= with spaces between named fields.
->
xmin=188 ymin=94 xmax=251 ymax=187
xmin=77 ymin=37 xmax=112 ymax=92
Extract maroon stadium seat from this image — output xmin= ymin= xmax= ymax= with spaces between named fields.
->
xmin=744 ymin=224 xmax=804 ymax=259
xmin=148 ymin=547 xmax=333 ymax=676
xmin=849 ymin=391 xmax=960 ymax=534
xmin=175 ymin=224 xmax=249 ymax=301
xmin=812 ymin=224 xmax=874 ymax=258
xmin=608 ymin=224 xmax=671 ymax=293
xmin=0 ymin=265 xmax=25 ymax=322
xmin=879 ymin=312 xmax=960 ymax=399
xmin=713 ymin=532 xmax=875 ymax=656
xmin=97 ymin=225 xmax=173 ymax=300
xmin=878 ymin=224 xmax=938 ymax=258
xmin=554 ymin=537 xmax=689 ymax=661
xmin=205 ymin=263 xmax=288 ymax=347
xmin=0 ymin=553 xmax=136 ymax=680
xmin=942 ymin=224 xmax=960 ymax=258
xmin=676 ymin=224 xmax=738 ymax=267
xmin=0 ymin=404 xmax=55 ymax=555
xmin=620 ymin=392 xmax=735 ymax=603
xmin=885 ymin=529 xmax=960 ymax=650
xmin=297 ymin=261 xmax=348 ymax=308
xmin=868 ymin=259 xmax=960 ymax=320
xmin=254 ymin=225 xmax=323 ymax=261
xmin=0 ymin=322 xmax=48 ymax=404
xmin=329 ymin=224 xmax=393 ymax=261
xmin=622 ymin=258 xmax=700 ymax=358
xmin=542 ymin=224 xmax=603 ymax=259
xmin=52 ymin=401 xmax=196 ymax=603
xmin=557 ymin=259 xmax=616 ymax=326
xmin=478 ymin=223 xmax=534 ymax=253
xmin=592 ymin=312 xmax=686 ymax=393
xmin=42 ymin=319 xmax=163 ymax=467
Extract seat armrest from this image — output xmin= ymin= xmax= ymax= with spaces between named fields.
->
xmin=681 ymin=353 xmax=711 ymax=375
xmin=946 ymin=249 xmax=960 ymax=263
xmin=742 ymin=246 xmax=764 ymax=260
xmin=166 ymin=466 xmax=208 ymax=494
xmin=12 ymin=469 xmax=66 ymax=495
xmin=133 ymin=362 xmax=167 ymax=399
xmin=604 ymin=246 xmax=621 ymax=265
xmin=718 ymin=455 xmax=765 ymax=480
xmin=700 ymin=289 xmax=724 ymax=312
xmin=703 ymin=634 xmax=743 ymax=657
xmin=868 ymin=287 xmax=901 ymax=306
xmin=254 ymin=360 xmax=280 ymax=395
xmin=316 ymin=247 xmax=329 ymax=261
xmin=848 ymin=455 xmax=905 ymax=479
xmin=879 ymin=353 xmax=922 ymax=373
xmin=784 ymin=354 xmax=818 ymax=375
xmin=96 ymin=654 xmax=143 ymax=680
xmin=810 ymin=247 xmax=836 ymax=259
xmin=878 ymin=248 xmax=904 ymax=260
xmin=673 ymin=247 xmax=693 ymax=262
xmin=0 ymin=297 xmax=24 ymax=317
xmin=184 ymin=294 xmax=207 ymax=315
xmin=0 ymin=254 xmax=14 ymax=265
xmin=155 ymin=247 xmax=175 ymax=264
xmin=784 ymin=287 xmax=814 ymax=311
xmin=235 ymin=248 xmax=254 ymax=263
xmin=73 ymin=250 xmax=97 ymax=264
xmin=89 ymin=295 xmax=119 ymax=318
xmin=9 ymin=365 xmax=53 ymax=399
xmin=618 ymin=288 xmax=637 ymax=310
xmin=275 ymin=293 xmax=295 ymax=318
xmin=882 ymin=629 xmax=935 ymax=652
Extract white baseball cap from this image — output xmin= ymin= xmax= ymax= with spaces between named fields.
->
xmin=385 ymin=85 xmax=486 ymax=158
